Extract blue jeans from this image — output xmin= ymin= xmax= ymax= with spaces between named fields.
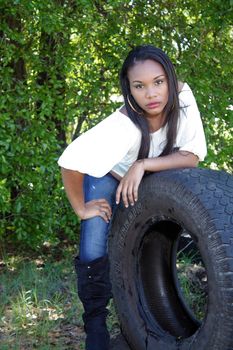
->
xmin=79 ymin=173 xmax=119 ymax=263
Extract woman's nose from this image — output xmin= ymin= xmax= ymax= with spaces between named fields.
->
xmin=145 ymin=86 xmax=157 ymax=98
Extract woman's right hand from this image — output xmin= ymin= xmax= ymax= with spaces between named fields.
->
xmin=79 ymin=198 xmax=112 ymax=223
xmin=61 ymin=168 xmax=112 ymax=223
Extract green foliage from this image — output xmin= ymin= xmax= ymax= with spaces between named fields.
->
xmin=0 ymin=247 xmax=119 ymax=348
xmin=0 ymin=248 xmax=83 ymax=348
xmin=0 ymin=0 xmax=232 ymax=249
xmin=176 ymin=252 xmax=207 ymax=320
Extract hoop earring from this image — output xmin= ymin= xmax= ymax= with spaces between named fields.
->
xmin=127 ymin=95 xmax=143 ymax=115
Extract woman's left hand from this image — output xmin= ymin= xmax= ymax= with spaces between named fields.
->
xmin=116 ymin=160 xmax=145 ymax=207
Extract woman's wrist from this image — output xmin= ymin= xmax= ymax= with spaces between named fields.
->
xmin=141 ymin=158 xmax=158 ymax=173
xmin=74 ymin=204 xmax=86 ymax=218
xmin=136 ymin=159 xmax=145 ymax=170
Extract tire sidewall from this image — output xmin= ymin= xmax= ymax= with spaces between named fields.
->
xmin=109 ymin=170 xmax=229 ymax=350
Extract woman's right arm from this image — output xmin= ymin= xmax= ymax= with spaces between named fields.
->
xmin=61 ymin=168 xmax=112 ymax=223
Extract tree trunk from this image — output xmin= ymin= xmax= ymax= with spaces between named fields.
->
xmin=36 ymin=30 xmax=68 ymax=147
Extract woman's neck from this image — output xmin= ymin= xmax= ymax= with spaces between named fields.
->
xmin=146 ymin=114 xmax=165 ymax=133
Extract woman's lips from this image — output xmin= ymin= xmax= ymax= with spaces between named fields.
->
xmin=146 ymin=102 xmax=160 ymax=109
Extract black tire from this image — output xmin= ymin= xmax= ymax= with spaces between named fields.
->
xmin=109 ymin=168 xmax=233 ymax=350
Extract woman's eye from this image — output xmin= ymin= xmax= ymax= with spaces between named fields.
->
xmin=155 ymin=79 xmax=163 ymax=85
xmin=135 ymin=84 xmax=143 ymax=89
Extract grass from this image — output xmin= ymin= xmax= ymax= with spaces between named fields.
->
xmin=176 ymin=251 xmax=208 ymax=321
xmin=0 ymin=244 xmax=120 ymax=349
xmin=0 ymin=242 xmax=207 ymax=349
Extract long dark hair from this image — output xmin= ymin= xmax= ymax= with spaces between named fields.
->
xmin=120 ymin=45 xmax=179 ymax=159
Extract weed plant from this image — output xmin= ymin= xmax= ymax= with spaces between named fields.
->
xmin=176 ymin=251 xmax=208 ymax=321
xmin=0 ymin=243 xmax=207 ymax=349
xmin=0 ymin=245 xmax=119 ymax=349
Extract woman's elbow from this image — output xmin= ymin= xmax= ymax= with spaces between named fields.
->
xmin=179 ymin=151 xmax=199 ymax=168
xmin=189 ymin=154 xmax=199 ymax=167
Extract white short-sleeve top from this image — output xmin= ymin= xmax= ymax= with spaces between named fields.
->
xmin=58 ymin=83 xmax=207 ymax=178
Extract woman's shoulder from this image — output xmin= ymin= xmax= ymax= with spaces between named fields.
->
xmin=178 ymin=82 xmax=198 ymax=107
xmin=92 ymin=107 xmax=140 ymax=139
xmin=178 ymin=81 xmax=193 ymax=94
xmin=118 ymin=105 xmax=128 ymax=116
xmin=97 ymin=107 xmax=128 ymax=125
xmin=178 ymin=81 xmax=184 ymax=92
xmin=107 ymin=107 xmax=135 ymax=127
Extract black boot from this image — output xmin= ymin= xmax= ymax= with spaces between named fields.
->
xmin=74 ymin=255 xmax=112 ymax=350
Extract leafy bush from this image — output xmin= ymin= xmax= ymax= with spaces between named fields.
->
xmin=0 ymin=1 xmax=232 ymax=249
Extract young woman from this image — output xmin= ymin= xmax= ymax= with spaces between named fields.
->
xmin=58 ymin=45 xmax=207 ymax=350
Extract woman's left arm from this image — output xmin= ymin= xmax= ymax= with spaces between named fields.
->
xmin=116 ymin=151 xmax=198 ymax=208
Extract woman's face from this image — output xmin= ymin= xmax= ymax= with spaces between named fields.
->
xmin=128 ymin=59 xmax=169 ymax=125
